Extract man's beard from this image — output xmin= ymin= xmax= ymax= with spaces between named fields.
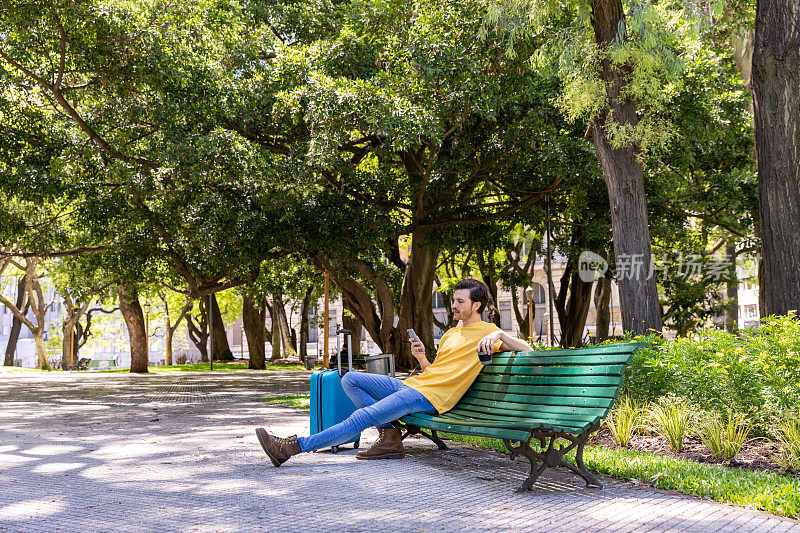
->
xmin=455 ymin=307 xmax=473 ymax=321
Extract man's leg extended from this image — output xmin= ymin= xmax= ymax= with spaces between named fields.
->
xmin=256 ymin=385 xmax=435 ymax=465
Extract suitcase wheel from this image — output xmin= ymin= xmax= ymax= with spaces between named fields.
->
xmin=353 ymin=438 xmax=360 ymax=449
xmin=331 ymin=445 xmax=339 ymax=454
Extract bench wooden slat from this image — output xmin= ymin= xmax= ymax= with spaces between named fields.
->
xmin=488 ymin=353 xmax=632 ymax=366
xmin=479 ymin=364 xmax=627 ymax=377
xmin=457 ymin=397 xmax=609 ymax=418
xmin=474 ymin=374 xmax=623 ymax=387
xmin=462 ymin=389 xmax=617 ymax=409
xmin=434 ymin=414 xmax=592 ymax=433
xmin=451 ymin=401 xmax=604 ymax=421
xmin=403 ymin=416 xmax=532 ymax=440
xmin=448 ymin=405 xmax=598 ymax=426
xmin=468 ymin=382 xmax=620 ymax=398
xmin=404 ymin=412 xmax=590 ymax=434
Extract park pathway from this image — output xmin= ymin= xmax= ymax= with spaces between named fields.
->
xmin=0 ymin=371 xmax=798 ymax=532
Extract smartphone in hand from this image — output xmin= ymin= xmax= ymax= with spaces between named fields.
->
xmin=407 ymin=329 xmax=419 ymax=342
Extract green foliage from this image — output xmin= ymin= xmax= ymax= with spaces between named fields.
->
xmin=626 ymin=315 xmax=800 ymax=436
xmin=775 ymin=420 xmax=800 ymax=474
xmin=645 ymin=397 xmax=691 ymax=453
xmin=698 ymin=410 xmax=750 ymax=460
xmin=605 ymin=395 xmax=642 ymax=447
xmin=483 ymin=0 xmax=699 ymax=153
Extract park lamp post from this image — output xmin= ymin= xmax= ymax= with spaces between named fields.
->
xmin=544 ymin=312 xmax=550 ymax=347
xmin=525 ymin=286 xmax=534 ymax=344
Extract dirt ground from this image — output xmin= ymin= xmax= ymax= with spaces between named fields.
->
xmin=589 ymin=427 xmax=796 ymax=477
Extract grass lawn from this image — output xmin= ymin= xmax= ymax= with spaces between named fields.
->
xmin=0 ymin=367 xmax=41 ymax=373
xmin=258 ymin=394 xmax=311 ymax=409
xmin=258 ymin=392 xmax=800 ymax=518
xmin=3 ymin=362 xmax=305 ymax=373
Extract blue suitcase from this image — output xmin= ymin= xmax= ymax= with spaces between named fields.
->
xmin=309 ymin=328 xmax=360 ymax=453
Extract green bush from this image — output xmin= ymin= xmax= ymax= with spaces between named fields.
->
xmin=624 ymin=314 xmax=800 ymax=436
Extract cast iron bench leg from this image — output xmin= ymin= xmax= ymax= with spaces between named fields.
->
xmin=396 ymin=423 xmax=449 ymax=450
xmin=505 ymin=432 xmax=601 ymax=491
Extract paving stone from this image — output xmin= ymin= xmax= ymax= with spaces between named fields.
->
xmin=0 ymin=371 xmax=798 ymax=532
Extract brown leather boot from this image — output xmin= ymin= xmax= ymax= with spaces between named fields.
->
xmin=356 ymin=427 xmax=405 ymax=460
xmin=256 ymin=428 xmax=302 ymax=467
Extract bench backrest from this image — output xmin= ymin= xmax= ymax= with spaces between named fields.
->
xmin=449 ymin=342 xmax=641 ymax=431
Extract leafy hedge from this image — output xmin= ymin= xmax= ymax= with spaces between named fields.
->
xmin=624 ymin=314 xmax=800 ymax=436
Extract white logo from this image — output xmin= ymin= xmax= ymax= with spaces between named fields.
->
xmin=578 ymin=251 xmax=608 ymax=283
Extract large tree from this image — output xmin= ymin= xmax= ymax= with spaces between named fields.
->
xmin=240 ymin=0 xmax=583 ymax=367
xmin=483 ymin=0 xmax=712 ymax=335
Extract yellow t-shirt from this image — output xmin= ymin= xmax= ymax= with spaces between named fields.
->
xmin=404 ymin=321 xmax=503 ymax=413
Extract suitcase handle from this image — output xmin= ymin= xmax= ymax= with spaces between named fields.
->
xmin=336 ymin=328 xmax=353 ymax=376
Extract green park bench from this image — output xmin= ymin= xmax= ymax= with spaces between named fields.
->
xmin=88 ymin=359 xmax=117 ymax=369
xmin=397 ymin=342 xmax=641 ymax=493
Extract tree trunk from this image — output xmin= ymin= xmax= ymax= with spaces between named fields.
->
xmin=272 ymin=293 xmax=295 ymax=358
xmin=210 ymin=294 xmax=233 ymax=360
xmin=752 ymin=0 xmax=800 ymax=316
xmin=298 ymin=287 xmax=312 ymax=362
xmin=186 ymin=298 xmax=210 ymax=362
xmin=165 ymin=325 xmax=174 ymax=366
xmin=594 ymin=276 xmax=612 ymax=342
xmin=591 ymin=0 xmax=663 ymax=336
xmin=118 ymin=283 xmax=149 ymax=373
xmin=553 ymin=253 xmax=595 ymax=348
xmin=243 ymin=294 xmax=267 ymax=370
xmin=33 ymin=332 xmax=49 ymax=370
xmin=511 ymin=285 xmax=533 ymax=342
xmin=342 ymin=302 xmax=363 ymax=356
xmin=562 ymin=274 xmax=594 ymax=348
xmin=3 ymin=276 xmax=28 ymax=366
xmin=61 ymin=316 xmax=79 ymax=370
xmin=393 ymin=229 xmax=439 ymax=370
xmin=270 ymin=315 xmax=282 ymax=360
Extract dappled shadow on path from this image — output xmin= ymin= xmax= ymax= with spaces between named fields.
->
xmin=1 ymin=373 xmax=797 ymax=532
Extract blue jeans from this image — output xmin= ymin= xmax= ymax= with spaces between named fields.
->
xmin=297 ymin=372 xmax=436 ymax=452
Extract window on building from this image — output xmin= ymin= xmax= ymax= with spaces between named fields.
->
xmin=499 ymin=301 xmax=512 ymax=331
xmin=530 ymin=283 xmax=546 ymax=304
xmin=432 ymin=291 xmax=447 ymax=309
xmin=433 ymin=310 xmax=448 ymax=339
xmin=307 ymin=306 xmax=318 ymax=343
xmin=329 ymin=310 xmax=338 ymax=336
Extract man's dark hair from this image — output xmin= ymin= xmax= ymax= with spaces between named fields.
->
xmin=453 ymin=279 xmax=489 ymax=314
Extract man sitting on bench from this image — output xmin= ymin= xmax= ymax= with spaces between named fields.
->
xmin=255 ymin=278 xmax=533 ymax=466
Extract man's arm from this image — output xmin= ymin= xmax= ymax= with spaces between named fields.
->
xmin=498 ymin=332 xmax=534 ymax=352
xmin=477 ymin=330 xmax=533 ymax=355
xmin=410 ymin=339 xmax=431 ymax=370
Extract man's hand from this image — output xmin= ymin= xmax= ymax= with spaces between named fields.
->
xmin=477 ymin=331 xmax=503 ymax=355
xmin=411 ymin=339 xmax=431 ymax=370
